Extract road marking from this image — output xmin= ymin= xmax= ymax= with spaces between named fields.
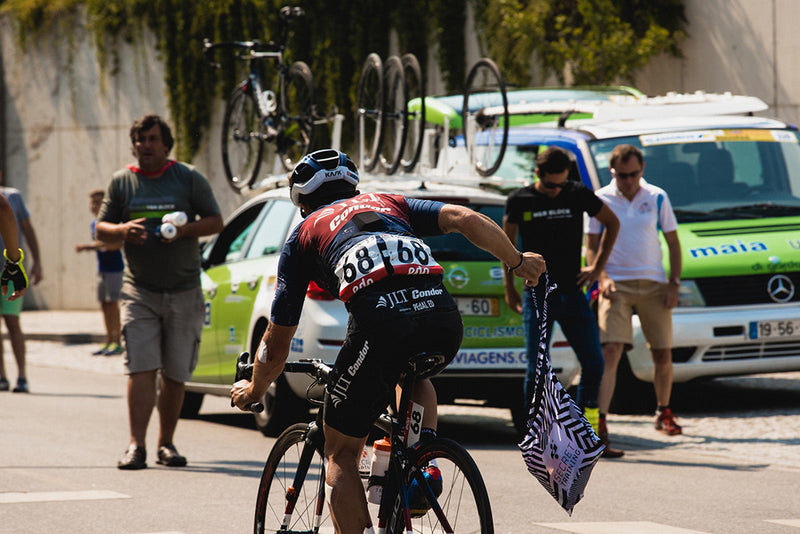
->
xmin=0 ymin=490 xmax=130 ymax=504
xmin=534 ymin=522 xmax=711 ymax=533
xmin=767 ymin=520 xmax=800 ymax=528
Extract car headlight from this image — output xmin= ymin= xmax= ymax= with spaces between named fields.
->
xmin=677 ymin=280 xmax=705 ymax=307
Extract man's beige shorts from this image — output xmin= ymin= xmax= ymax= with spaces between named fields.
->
xmin=597 ymin=279 xmax=673 ymax=350
xmin=120 ymin=283 xmax=204 ymax=382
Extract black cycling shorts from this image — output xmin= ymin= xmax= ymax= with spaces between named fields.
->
xmin=324 ymin=275 xmax=463 ymax=438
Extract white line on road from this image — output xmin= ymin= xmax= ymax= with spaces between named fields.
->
xmin=534 ymin=522 xmax=711 ymax=534
xmin=0 ymin=490 xmax=130 ymax=504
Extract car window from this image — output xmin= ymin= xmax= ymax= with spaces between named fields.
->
xmin=422 ymin=203 xmax=504 ymax=261
xmin=245 ymin=199 xmax=297 ymax=259
xmin=204 ymin=201 xmax=267 ymax=267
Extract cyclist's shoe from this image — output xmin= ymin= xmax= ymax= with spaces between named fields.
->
xmin=12 ymin=378 xmax=28 ymax=393
xmin=92 ymin=344 xmax=110 ymax=356
xmin=103 ymin=343 xmax=124 ymax=356
xmin=118 ymin=445 xmax=147 ymax=470
xmin=598 ymin=418 xmax=625 ymax=459
xmin=408 ymin=466 xmax=442 ymax=517
xmin=156 ymin=444 xmax=187 ymax=467
xmin=655 ymin=408 xmax=682 ymax=436
xmin=0 ymin=377 xmax=8 ymax=391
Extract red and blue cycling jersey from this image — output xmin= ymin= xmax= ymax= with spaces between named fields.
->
xmin=271 ymin=193 xmax=446 ymax=326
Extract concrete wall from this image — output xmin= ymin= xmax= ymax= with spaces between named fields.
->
xmin=1 ymin=0 xmax=799 ymax=309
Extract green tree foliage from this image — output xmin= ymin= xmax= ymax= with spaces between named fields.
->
xmin=475 ymin=0 xmax=686 ymax=87
xmin=1 ymin=0 xmax=685 ymax=160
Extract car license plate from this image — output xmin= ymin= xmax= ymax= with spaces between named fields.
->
xmin=456 ymin=297 xmax=499 ymax=316
xmin=749 ymin=319 xmax=800 ymax=340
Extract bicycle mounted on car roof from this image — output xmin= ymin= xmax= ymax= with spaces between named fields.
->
xmin=203 ymin=6 xmax=316 ymax=192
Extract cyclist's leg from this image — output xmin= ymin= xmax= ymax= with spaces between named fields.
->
xmin=323 ymin=426 xmax=370 ymax=534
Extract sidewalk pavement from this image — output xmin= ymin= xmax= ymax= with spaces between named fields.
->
xmin=19 ymin=309 xmax=106 ymax=344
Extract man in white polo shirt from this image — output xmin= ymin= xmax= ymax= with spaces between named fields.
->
xmin=587 ymin=144 xmax=683 ymax=456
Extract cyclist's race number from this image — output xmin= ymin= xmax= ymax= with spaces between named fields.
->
xmin=335 ymin=234 xmax=443 ymax=300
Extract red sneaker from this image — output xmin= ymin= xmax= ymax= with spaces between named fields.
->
xmin=598 ymin=418 xmax=625 ymax=458
xmin=655 ymin=408 xmax=682 ymax=435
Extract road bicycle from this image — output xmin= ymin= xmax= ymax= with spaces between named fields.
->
xmin=204 ymin=6 xmax=315 ymax=192
xmin=239 ymin=353 xmax=493 ymax=533
xmin=356 ymin=53 xmax=426 ymax=175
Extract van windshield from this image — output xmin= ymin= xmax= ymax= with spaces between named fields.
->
xmin=588 ymin=129 xmax=800 ymax=221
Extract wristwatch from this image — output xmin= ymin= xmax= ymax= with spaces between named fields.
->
xmin=668 ymin=277 xmax=681 ymax=286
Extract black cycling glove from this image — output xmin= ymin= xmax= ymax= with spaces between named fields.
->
xmin=1 ymin=248 xmax=29 ymax=293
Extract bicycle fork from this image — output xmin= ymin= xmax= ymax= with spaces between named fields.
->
xmin=279 ymin=423 xmax=325 ymax=532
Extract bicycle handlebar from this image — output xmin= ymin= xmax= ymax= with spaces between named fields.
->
xmin=232 ymin=352 xmax=265 ymax=413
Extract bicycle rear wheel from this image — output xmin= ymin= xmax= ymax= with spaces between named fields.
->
xmin=222 ymin=83 xmax=265 ymax=192
xmin=390 ymin=438 xmax=494 ymax=534
xmin=254 ymin=423 xmax=332 ymax=534
xmin=462 ymin=58 xmax=509 ymax=177
xmin=356 ymin=53 xmax=384 ymax=172
xmin=400 ymin=53 xmax=425 ymax=173
xmin=379 ymin=55 xmax=408 ymax=175
xmin=278 ymin=61 xmax=315 ymax=172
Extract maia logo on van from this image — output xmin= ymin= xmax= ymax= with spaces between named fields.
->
xmin=689 ymin=239 xmax=767 ymax=258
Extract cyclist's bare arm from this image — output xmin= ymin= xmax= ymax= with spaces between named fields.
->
xmin=438 ymin=204 xmax=545 ymax=285
xmin=231 ymin=321 xmax=296 ymax=410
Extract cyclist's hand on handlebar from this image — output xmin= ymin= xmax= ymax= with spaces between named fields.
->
xmin=231 ymin=379 xmax=264 ymax=412
xmin=513 ymin=252 xmax=546 ymax=287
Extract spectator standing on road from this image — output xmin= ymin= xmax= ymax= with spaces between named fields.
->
xmin=0 ymin=179 xmax=42 ymax=394
xmin=76 ymin=189 xmax=124 ymax=356
xmin=503 ymin=147 xmax=621 ymax=457
xmin=96 ymin=114 xmax=224 ymax=470
xmin=232 ymin=149 xmax=546 ymax=534
xmin=587 ymin=144 xmax=683 ymax=455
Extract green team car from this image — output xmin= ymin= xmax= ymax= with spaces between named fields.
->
xmin=443 ymin=86 xmax=800 ymax=409
xmin=186 ymin=177 xmax=579 ymax=435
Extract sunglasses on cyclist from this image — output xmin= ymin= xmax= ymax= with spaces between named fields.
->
xmin=542 ymin=180 xmax=568 ymax=189
xmin=612 ymin=168 xmax=643 ymax=180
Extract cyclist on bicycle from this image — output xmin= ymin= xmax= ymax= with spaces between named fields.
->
xmin=232 ymin=148 xmax=545 ymax=534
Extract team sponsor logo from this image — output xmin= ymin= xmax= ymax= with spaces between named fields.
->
xmin=375 ymin=287 xmax=443 ymax=310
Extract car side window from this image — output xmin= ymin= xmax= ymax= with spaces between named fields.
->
xmin=204 ymin=202 xmax=267 ymax=268
xmin=245 ymin=199 xmax=297 ymax=259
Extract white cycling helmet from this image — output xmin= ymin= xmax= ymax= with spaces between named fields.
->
xmin=289 ymin=149 xmax=360 ymax=207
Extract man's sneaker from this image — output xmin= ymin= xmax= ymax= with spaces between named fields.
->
xmin=408 ymin=466 xmax=442 ymax=517
xmin=12 ymin=378 xmax=28 ymax=393
xmin=598 ymin=418 xmax=625 ymax=458
xmin=92 ymin=344 xmax=110 ymax=356
xmin=0 ymin=377 xmax=8 ymax=391
xmin=655 ymin=408 xmax=682 ymax=435
xmin=118 ymin=445 xmax=147 ymax=470
xmin=156 ymin=444 xmax=187 ymax=467
xmin=103 ymin=343 xmax=124 ymax=356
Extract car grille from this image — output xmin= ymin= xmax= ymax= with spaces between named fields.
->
xmin=701 ymin=339 xmax=800 ymax=362
xmin=696 ymin=273 xmax=800 ymax=306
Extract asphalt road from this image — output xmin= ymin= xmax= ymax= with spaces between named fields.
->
xmin=2 ymin=340 xmax=799 ymax=533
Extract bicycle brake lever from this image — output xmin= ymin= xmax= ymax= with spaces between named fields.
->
xmin=232 ymin=352 xmax=265 ymax=413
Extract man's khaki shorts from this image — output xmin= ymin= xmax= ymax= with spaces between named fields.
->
xmin=120 ymin=283 xmax=204 ymax=382
xmin=597 ymin=279 xmax=673 ymax=350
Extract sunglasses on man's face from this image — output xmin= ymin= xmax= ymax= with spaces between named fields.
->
xmin=612 ymin=168 xmax=642 ymax=180
xmin=542 ymin=180 xmax=567 ymax=189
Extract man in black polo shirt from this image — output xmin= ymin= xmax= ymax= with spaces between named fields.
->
xmin=504 ymin=146 xmax=622 ymax=458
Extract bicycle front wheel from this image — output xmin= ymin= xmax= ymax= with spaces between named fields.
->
xmin=462 ymin=58 xmax=509 ymax=177
xmin=222 ymin=83 xmax=264 ymax=192
xmin=356 ymin=53 xmax=384 ymax=172
xmin=254 ymin=423 xmax=332 ymax=534
xmin=278 ymin=61 xmax=315 ymax=172
xmin=379 ymin=55 xmax=408 ymax=175
xmin=391 ymin=438 xmax=494 ymax=534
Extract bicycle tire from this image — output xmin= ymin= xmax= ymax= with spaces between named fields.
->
xmin=356 ymin=53 xmax=384 ymax=172
xmin=253 ymin=423 xmax=330 ymax=534
xmin=222 ymin=83 xmax=265 ymax=192
xmin=379 ymin=55 xmax=408 ymax=175
xmin=278 ymin=60 xmax=315 ymax=172
xmin=388 ymin=438 xmax=494 ymax=534
xmin=462 ymin=58 xmax=509 ymax=177
xmin=400 ymin=53 xmax=425 ymax=173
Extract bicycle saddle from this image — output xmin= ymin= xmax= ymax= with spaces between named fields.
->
xmin=408 ymin=352 xmax=448 ymax=378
